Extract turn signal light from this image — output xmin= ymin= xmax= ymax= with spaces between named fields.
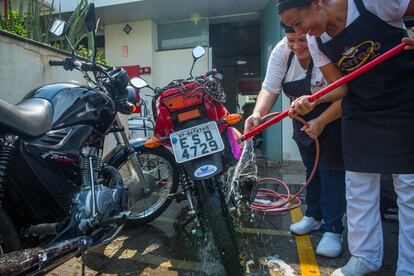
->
xmin=225 ymin=114 xmax=243 ymax=125
xmin=144 ymin=137 xmax=162 ymax=148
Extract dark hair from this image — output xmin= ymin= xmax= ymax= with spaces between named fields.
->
xmin=277 ymin=0 xmax=312 ymax=13
xmin=281 ymin=22 xmax=295 ymax=33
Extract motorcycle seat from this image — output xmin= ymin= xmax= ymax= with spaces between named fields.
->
xmin=0 ymin=98 xmax=53 ymax=137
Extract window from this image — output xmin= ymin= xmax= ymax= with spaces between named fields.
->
xmin=158 ymin=19 xmax=209 ymax=50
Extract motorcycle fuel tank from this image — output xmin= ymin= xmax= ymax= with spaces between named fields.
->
xmin=25 ymin=82 xmax=117 ymax=133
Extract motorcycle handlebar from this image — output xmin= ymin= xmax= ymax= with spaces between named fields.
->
xmin=193 ymin=69 xmax=217 ymax=80
xmin=49 ymin=60 xmax=65 ymax=66
xmin=49 ymin=58 xmax=106 ymax=74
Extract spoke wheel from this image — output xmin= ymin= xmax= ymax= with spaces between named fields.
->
xmin=117 ymin=147 xmax=178 ymax=226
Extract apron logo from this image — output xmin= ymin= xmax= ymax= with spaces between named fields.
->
xmin=311 ymin=80 xmax=327 ymax=92
xmin=337 ymin=41 xmax=381 ymax=71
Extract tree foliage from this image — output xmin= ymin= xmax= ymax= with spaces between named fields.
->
xmin=1 ymin=0 xmax=107 ymax=64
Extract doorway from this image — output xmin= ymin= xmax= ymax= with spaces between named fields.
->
xmin=209 ymin=20 xmax=261 ymax=120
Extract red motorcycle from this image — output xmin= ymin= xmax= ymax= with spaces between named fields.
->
xmin=131 ymin=46 xmax=246 ymax=275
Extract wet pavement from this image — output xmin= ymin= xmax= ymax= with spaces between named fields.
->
xmin=47 ymin=157 xmax=399 ymax=276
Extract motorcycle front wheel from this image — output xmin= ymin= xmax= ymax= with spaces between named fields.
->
xmin=198 ymin=178 xmax=243 ymax=276
xmin=116 ymin=146 xmax=178 ymax=226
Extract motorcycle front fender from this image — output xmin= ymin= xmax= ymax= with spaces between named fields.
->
xmin=103 ymin=137 xmax=147 ymax=167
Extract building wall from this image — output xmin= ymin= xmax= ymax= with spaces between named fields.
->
xmin=0 ymin=31 xmax=85 ymax=104
xmin=260 ymin=1 xmax=301 ymax=163
xmin=104 ymin=20 xmax=155 ymax=84
xmin=153 ymin=48 xmax=211 ymax=88
xmin=260 ymin=0 xmax=283 ymax=164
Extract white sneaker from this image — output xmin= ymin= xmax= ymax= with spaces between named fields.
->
xmin=331 ymin=256 xmax=374 ymax=276
xmin=290 ymin=216 xmax=321 ymax=235
xmin=316 ymin=232 xmax=343 ymax=257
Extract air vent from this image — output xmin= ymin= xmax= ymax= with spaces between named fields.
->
xmin=41 ymin=128 xmax=71 ymax=146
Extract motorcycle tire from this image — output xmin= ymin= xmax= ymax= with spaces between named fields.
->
xmin=0 ymin=207 xmax=21 ymax=254
xmin=115 ymin=146 xmax=178 ymax=226
xmin=198 ymin=179 xmax=243 ymax=276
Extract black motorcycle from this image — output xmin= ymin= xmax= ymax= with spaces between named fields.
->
xmin=0 ymin=4 xmax=177 ymax=274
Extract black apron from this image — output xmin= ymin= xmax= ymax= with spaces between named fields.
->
xmin=282 ymin=52 xmax=344 ymax=171
xmin=316 ymin=0 xmax=414 ymax=173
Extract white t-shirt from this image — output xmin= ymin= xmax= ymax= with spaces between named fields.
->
xmin=307 ymin=0 xmax=411 ymax=67
xmin=262 ymin=37 xmax=327 ymax=95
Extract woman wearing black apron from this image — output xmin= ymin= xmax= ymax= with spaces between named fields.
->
xmin=278 ymin=0 xmax=414 ymax=275
xmin=244 ymin=26 xmax=346 ymax=257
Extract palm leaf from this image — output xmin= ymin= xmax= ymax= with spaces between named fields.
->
xmin=7 ymin=0 xmax=13 ymax=32
xmin=32 ymin=0 xmax=41 ymax=41
xmin=18 ymin=0 xmax=23 ymax=19
xmin=65 ymin=0 xmax=88 ymax=50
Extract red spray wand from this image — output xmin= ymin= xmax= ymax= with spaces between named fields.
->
xmin=241 ymin=42 xmax=407 ymax=142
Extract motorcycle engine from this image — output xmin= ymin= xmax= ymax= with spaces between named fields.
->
xmin=75 ymin=184 xmax=124 ymax=219
xmin=74 ymin=148 xmax=127 ymax=233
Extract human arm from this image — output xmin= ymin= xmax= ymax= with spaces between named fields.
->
xmin=404 ymin=0 xmax=414 ymax=15
xmin=289 ymin=62 xmax=347 ymax=116
xmin=301 ymin=100 xmax=342 ymax=139
xmin=244 ymin=89 xmax=279 ymax=133
xmin=402 ymin=0 xmax=414 ymax=49
xmin=244 ymin=38 xmax=289 ymax=133
xmin=287 ymin=36 xmax=347 ymax=115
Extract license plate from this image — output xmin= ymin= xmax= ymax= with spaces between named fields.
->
xmin=170 ymin=121 xmax=224 ymax=163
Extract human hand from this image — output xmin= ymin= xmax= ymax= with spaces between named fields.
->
xmin=301 ymin=118 xmax=325 ymax=139
xmin=402 ymin=28 xmax=414 ymax=50
xmin=244 ymin=112 xmax=261 ymax=134
xmin=289 ymin=95 xmax=318 ymax=116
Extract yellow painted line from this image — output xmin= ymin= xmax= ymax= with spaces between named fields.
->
xmin=290 ymin=208 xmax=320 ymax=276
xmin=235 ymin=227 xmax=290 ymax=236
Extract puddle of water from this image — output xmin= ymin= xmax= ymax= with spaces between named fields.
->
xmin=259 ymin=256 xmax=296 ymax=276
xmin=198 ymin=232 xmax=225 ymax=275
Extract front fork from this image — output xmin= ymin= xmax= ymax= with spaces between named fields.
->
xmin=113 ymin=115 xmax=150 ymax=193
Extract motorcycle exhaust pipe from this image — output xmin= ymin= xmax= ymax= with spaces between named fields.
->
xmin=21 ymin=222 xmax=64 ymax=237
xmin=0 ymin=236 xmax=92 ymax=276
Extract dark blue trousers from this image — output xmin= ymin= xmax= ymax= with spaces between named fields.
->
xmin=303 ymin=161 xmax=346 ymax=234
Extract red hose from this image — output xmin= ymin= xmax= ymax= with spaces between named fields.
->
xmin=249 ymin=113 xmax=320 ymax=212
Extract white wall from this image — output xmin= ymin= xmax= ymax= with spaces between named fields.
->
xmin=0 ymin=33 xmax=85 ymax=104
xmin=104 ymin=20 xmax=155 ymax=99
xmin=281 ymin=94 xmax=301 ymax=161
xmin=153 ymin=48 xmax=211 ymax=88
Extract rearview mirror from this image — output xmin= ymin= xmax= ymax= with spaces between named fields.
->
xmin=130 ymin=77 xmax=149 ymax=89
xmin=85 ymin=3 xmax=97 ymax=32
xmin=192 ymin=45 xmax=206 ymax=60
xmin=49 ymin=19 xmax=66 ymax=37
